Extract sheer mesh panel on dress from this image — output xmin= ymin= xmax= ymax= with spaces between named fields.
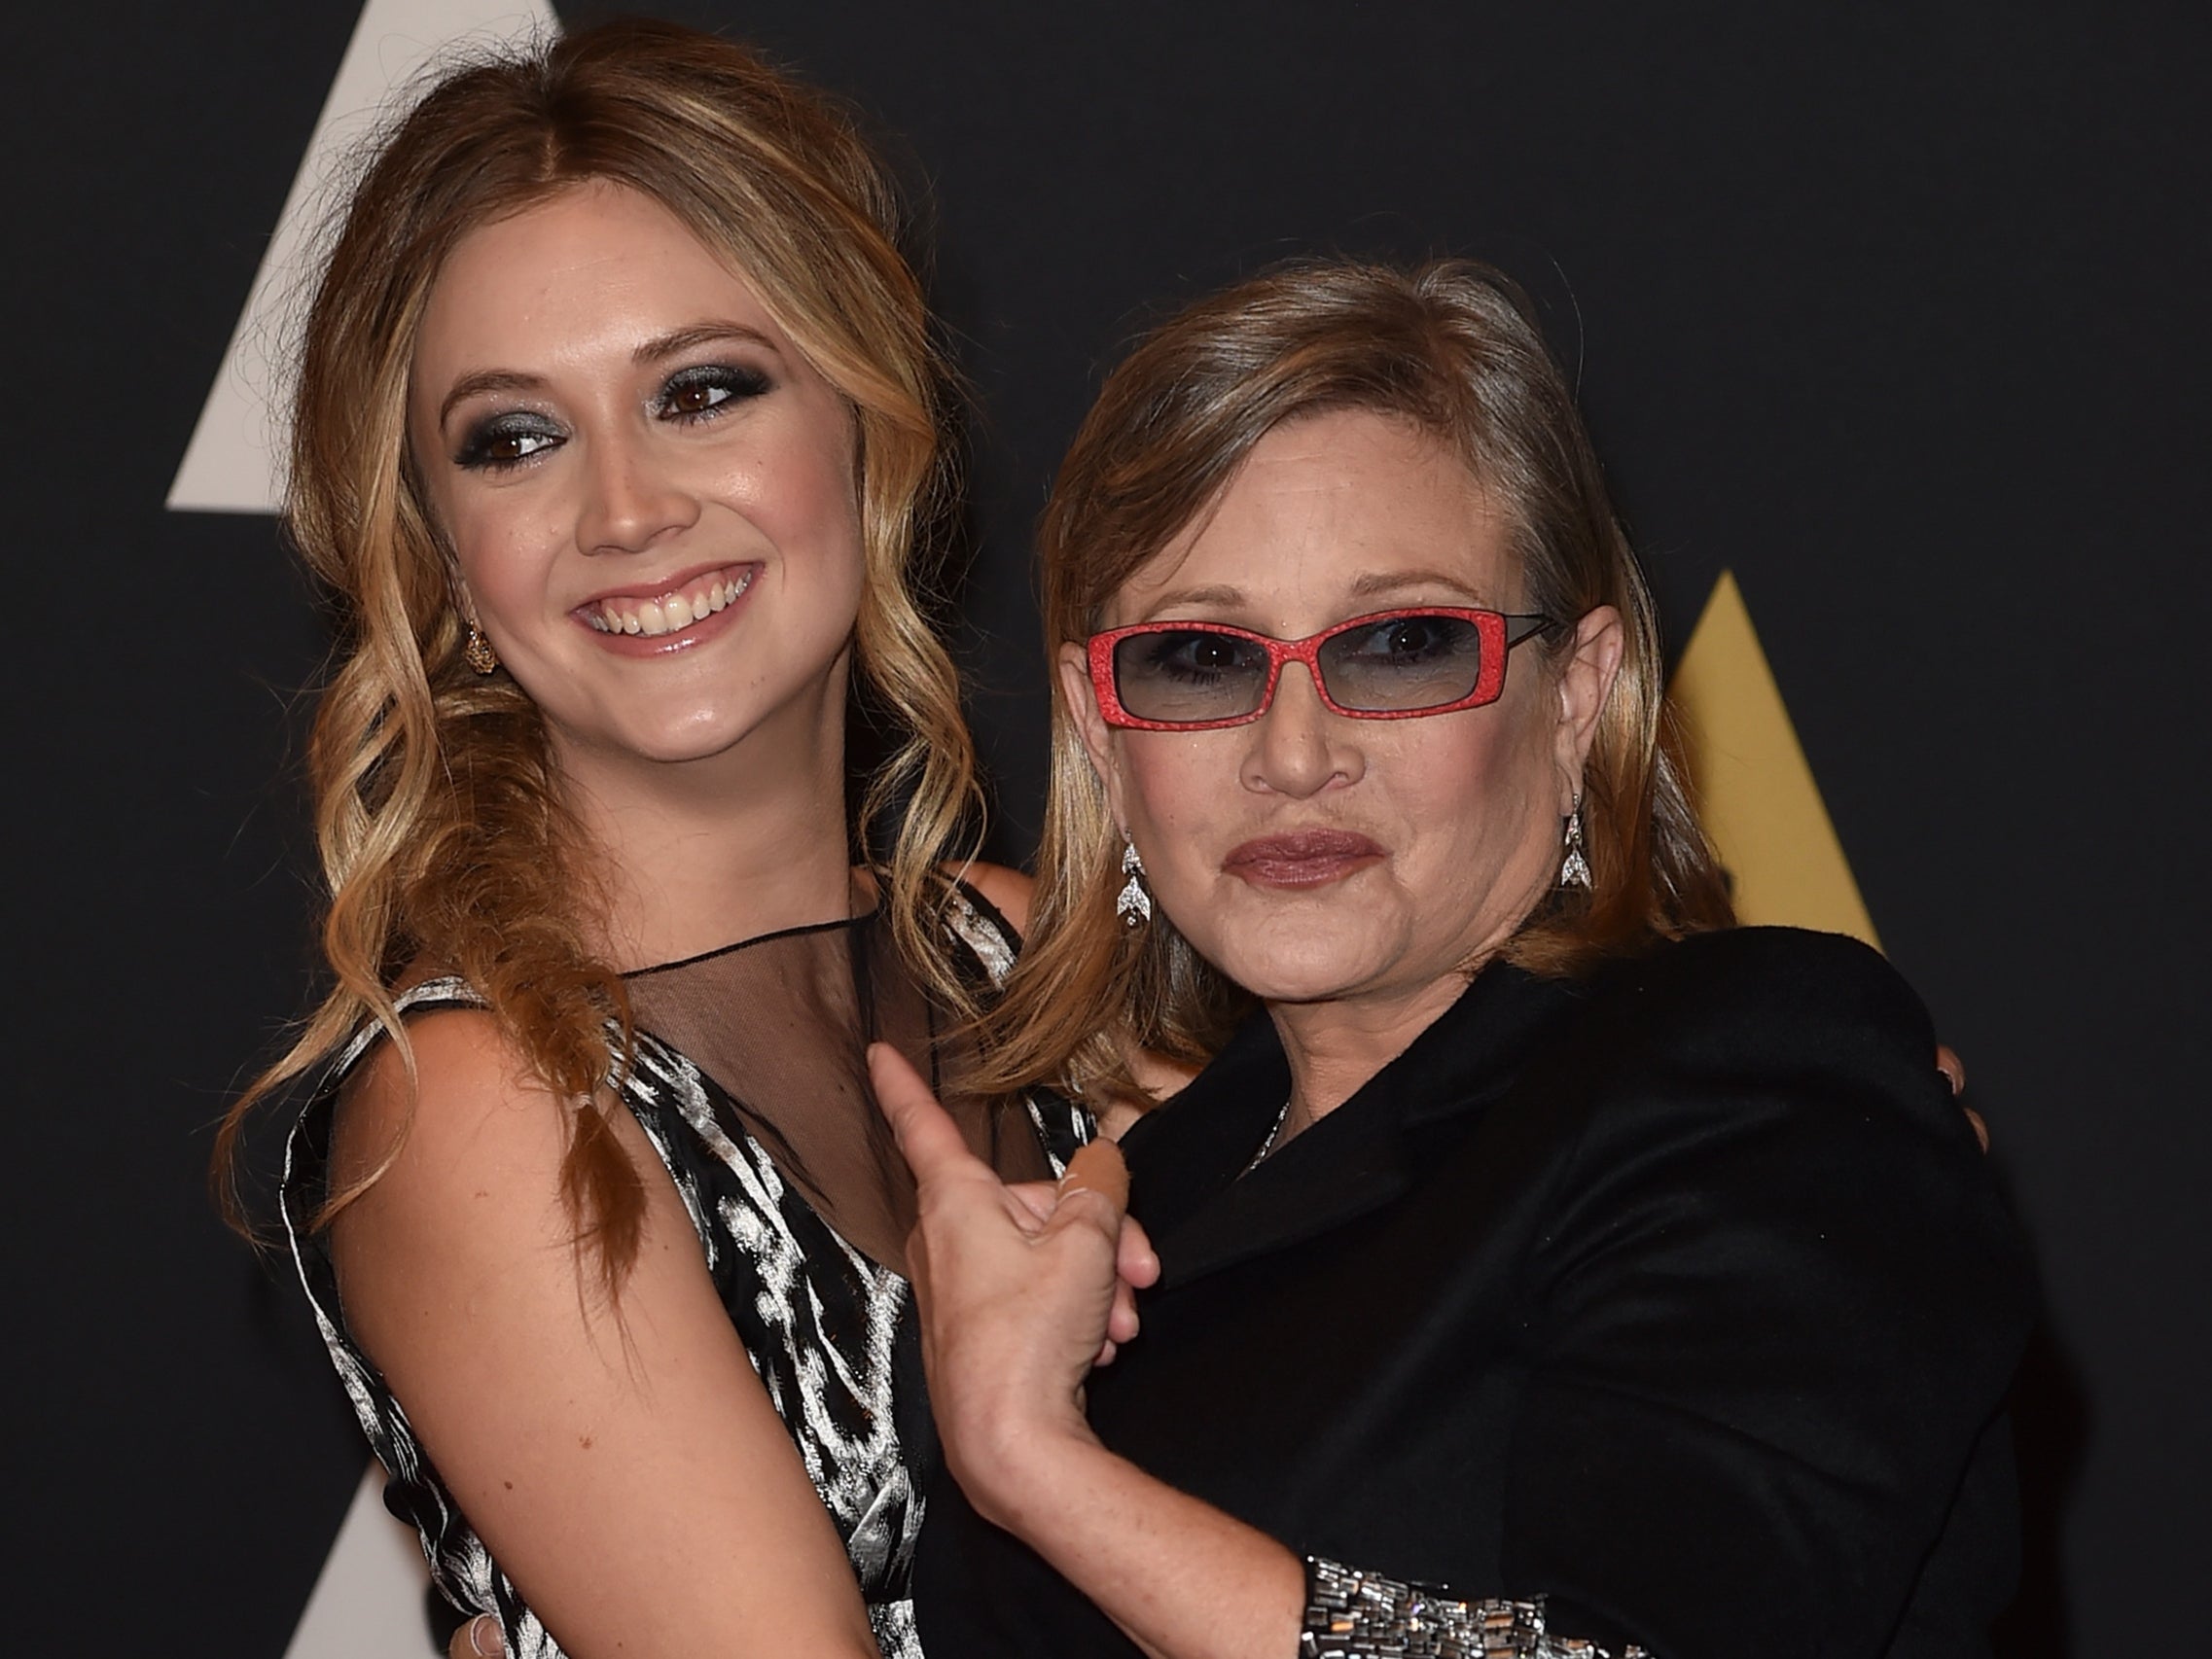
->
xmin=620 ymin=901 xmax=1053 ymax=1275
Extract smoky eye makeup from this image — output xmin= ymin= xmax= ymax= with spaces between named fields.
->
xmin=652 ymin=361 xmax=774 ymax=421
xmin=440 ymin=355 xmax=775 ymax=470
xmin=450 ymin=408 xmax=565 ymax=472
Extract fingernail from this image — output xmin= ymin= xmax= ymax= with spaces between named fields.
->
xmin=471 ymin=1617 xmax=502 ymax=1657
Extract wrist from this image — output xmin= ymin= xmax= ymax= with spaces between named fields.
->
xmin=949 ymin=1409 xmax=1103 ymax=1531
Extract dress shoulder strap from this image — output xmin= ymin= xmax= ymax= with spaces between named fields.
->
xmin=324 ymin=976 xmax=488 ymax=1085
xmin=933 ymin=878 xmax=1099 ymax=1168
xmin=942 ymin=878 xmax=1020 ymax=988
xmin=282 ymin=975 xmax=494 ymax=1257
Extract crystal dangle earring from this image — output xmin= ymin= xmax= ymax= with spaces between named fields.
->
xmin=1559 ymin=794 xmax=1592 ymax=890
xmin=1116 ymin=836 xmax=1153 ymax=928
xmin=463 ymin=620 xmax=499 ymax=676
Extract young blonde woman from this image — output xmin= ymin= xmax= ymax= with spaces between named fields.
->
xmin=217 ymin=22 xmax=1108 ymax=1659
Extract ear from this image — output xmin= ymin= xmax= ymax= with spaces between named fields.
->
xmin=1552 ymin=605 xmax=1625 ymax=811
xmin=1057 ymin=640 xmax=1129 ymax=830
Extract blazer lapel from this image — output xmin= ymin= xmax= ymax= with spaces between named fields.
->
xmin=1152 ymin=1076 xmax=1416 ymax=1286
xmin=1130 ymin=962 xmax=1588 ymax=1290
xmin=1120 ymin=1009 xmax=1291 ymax=1245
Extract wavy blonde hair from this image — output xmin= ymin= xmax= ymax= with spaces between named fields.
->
xmin=978 ymin=259 xmax=1733 ymax=1107
xmin=216 ymin=19 xmax=982 ymax=1287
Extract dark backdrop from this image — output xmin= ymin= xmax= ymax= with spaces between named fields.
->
xmin=4 ymin=2 xmax=2204 ymax=1653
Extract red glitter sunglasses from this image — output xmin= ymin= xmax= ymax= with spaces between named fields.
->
xmin=1087 ymin=607 xmax=1562 ymax=731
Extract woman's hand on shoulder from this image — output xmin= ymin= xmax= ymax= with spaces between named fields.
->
xmin=332 ymin=1013 xmax=881 ymax=1659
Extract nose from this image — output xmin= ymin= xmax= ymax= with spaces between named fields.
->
xmin=573 ymin=427 xmax=700 ymax=556
xmin=1241 ymin=661 xmax=1364 ymax=799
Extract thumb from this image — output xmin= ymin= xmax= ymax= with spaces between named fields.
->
xmin=1045 ymin=1140 xmax=1129 ymax=1250
xmin=449 ymin=1615 xmax=500 ymax=1658
xmin=1057 ymin=1139 xmax=1129 ymax=1211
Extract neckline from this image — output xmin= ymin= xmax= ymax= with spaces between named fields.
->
xmin=623 ymin=906 xmax=878 ymax=980
xmin=1126 ymin=958 xmax=1581 ymax=1218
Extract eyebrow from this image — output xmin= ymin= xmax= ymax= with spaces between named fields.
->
xmin=632 ymin=321 xmax=778 ymax=365
xmin=438 ymin=369 xmax=546 ymax=429
xmin=1141 ymin=568 xmax=1496 ymax=617
xmin=1142 ymin=582 xmax=1250 ymax=613
xmin=435 ymin=322 xmax=781 ymax=428
xmin=1348 ymin=568 xmax=1496 ymax=604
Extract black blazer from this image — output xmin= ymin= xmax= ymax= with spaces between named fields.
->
xmin=914 ymin=928 xmax=2034 ymax=1659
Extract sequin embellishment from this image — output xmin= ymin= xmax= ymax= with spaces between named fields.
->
xmin=1300 ymin=1556 xmax=1651 ymax=1659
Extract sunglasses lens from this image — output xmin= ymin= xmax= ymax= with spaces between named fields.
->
xmin=1317 ymin=613 xmax=1486 ymax=711
xmin=1114 ymin=628 xmax=1273 ymax=724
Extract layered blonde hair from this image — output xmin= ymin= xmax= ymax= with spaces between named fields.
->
xmin=979 ymin=259 xmax=1733 ymax=1107
xmin=217 ymin=20 xmax=982 ymax=1285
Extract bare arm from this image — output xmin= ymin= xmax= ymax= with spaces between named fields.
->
xmin=959 ymin=1436 xmax=1304 ymax=1659
xmin=336 ymin=1011 xmax=880 ymax=1659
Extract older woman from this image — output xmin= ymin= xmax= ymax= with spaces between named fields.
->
xmin=882 ymin=260 xmax=2031 ymax=1658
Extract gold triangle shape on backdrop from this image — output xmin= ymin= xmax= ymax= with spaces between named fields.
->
xmin=1669 ymin=571 xmax=1881 ymax=950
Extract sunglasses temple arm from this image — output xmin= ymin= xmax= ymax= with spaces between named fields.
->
xmin=1505 ymin=615 xmax=1567 ymax=647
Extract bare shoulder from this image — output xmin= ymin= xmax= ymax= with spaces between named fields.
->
xmin=950 ymin=860 xmax=1035 ymax=936
xmin=1089 ymin=1041 xmax=1201 ymax=1140
xmin=1127 ymin=1046 xmax=1199 ymax=1099
xmin=330 ymin=1007 xmax=584 ymax=1237
xmin=1091 ymin=1093 xmax=1153 ymax=1142
xmin=326 ymin=1008 xmax=635 ymax=1360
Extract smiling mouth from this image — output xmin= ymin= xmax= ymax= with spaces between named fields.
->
xmin=1222 ymin=828 xmax=1385 ymax=889
xmin=581 ymin=565 xmax=756 ymax=638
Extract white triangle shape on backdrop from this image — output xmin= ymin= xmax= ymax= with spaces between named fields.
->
xmin=215 ymin=4 xmax=563 ymax=1652
xmin=168 ymin=0 xmax=559 ymax=515
xmin=282 ymin=1464 xmax=440 ymax=1659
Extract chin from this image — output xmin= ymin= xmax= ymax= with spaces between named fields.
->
xmin=547 ymin=701 xmax=761 ymax=770
xmin=1206 ymin=937 xmax=1403 ymax=1007
xmin=639 ymin=715 xmax=766 ymax=765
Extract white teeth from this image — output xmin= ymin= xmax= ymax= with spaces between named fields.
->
xmin=590 ymin=569 xmax=753 ymax=638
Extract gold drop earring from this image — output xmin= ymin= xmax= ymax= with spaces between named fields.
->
xmin=462 ymin=614 xmax=499 ymax=676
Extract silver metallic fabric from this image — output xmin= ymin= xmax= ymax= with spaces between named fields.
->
xmin=283 ymin=889 xmax=1088 ymax=1659
xmin=1300 ymin=1556 xmax=1651 ymax=1659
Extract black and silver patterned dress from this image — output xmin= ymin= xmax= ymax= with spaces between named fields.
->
xmin=283 ymin=885 xmax=1088 ymax=1658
